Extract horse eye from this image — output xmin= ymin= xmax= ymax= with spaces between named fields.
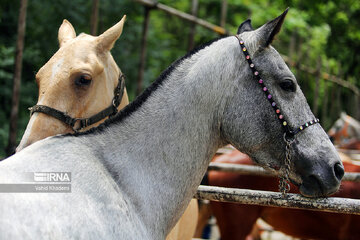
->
xmin=279 ymin=79 xmax=296 ymax=92
xmin=75 ymin=74 xmax=92 ymax=86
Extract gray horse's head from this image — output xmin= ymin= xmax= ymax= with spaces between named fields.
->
xmin=221 ymin=9 xmax=344 ymax=197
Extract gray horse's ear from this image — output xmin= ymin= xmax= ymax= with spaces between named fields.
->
xmin=258 ymin=8 xmax=289 ymax=47
xmin=237 ymin=19 xmax=254 ymax=34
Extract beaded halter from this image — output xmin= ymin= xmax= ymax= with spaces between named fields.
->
xmin=235 ymin=35 xmax=320 ymax=195
xmin=235 ymin=35 xmax=319 ymax=137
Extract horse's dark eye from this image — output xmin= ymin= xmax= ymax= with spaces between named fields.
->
xmin=75 ymin=74 xmax=92 ymax=86
xmin=279 ymin=79 xmax=296 ymax=92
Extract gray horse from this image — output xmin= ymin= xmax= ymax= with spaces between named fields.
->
xmin=0 ymin=10 xmax=343 ymax=240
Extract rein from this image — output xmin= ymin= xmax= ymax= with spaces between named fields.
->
xmin=235 ymin=35 xmax=319 ymax=196
xmin=29 ymin=74 xmax=126 ymax=132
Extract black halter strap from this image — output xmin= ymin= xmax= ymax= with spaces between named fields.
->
xmin=29 ymin=74 xmax=126 ymax=132
xmin=235 ymin=35 xmax=319 ymax=138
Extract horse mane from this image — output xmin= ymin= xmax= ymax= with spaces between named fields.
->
xmin=69 ymin=36 xmax=225 ymax=137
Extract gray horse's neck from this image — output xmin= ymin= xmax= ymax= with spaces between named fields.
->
xmin=85 ymin=37 xmax=240 ymax=237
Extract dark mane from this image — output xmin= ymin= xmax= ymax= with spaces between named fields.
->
xmin=68 ymin=36 xmax=225 ymax=137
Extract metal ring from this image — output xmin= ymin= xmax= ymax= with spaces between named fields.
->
xmin=283 ymin=132 xmax=295 ymax=145
xmin=71 ymin=118 xmax=83 ymax=132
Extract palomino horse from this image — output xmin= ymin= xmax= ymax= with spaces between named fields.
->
xmin=0 ymin=10 xmax=343 ymax=239
xmin=209 ymin=149 xmax=360 ymax=240
xmin=16 ymin=20 xmax=129 ymax=151
xmin=16 ymin=17 xmax=197 ymax=240
xmin=328 ymin=112 xmax=360 ymax=150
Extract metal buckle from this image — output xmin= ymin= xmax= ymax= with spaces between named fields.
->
xmin=72 ymin=118 xmax=88 ymax=132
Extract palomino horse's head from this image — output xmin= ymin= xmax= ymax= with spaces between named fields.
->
xmin=221 ymin=9 xmax=344 ymax=197
xmin=17 ymin=16 xmax=129 ymax=152
xmin=328 ymin=112 xmax=360 ymax=146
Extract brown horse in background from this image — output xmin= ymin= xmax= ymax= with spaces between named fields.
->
xmin=328 ymin=112 xmax=360 ymax=150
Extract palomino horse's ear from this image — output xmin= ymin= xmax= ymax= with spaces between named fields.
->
xmin=97 ymin=15 xmax=126 ymax=51
xmin=237 ymin=19 xmax=253 ymax=34
xmin=58 ymin=19 xmax=76 ymax=48
xmin=257 ymin=8 xmax=289 ymax=47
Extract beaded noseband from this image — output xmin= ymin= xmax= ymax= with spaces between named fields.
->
xmin=235 ymin=35 xmax=319 ymax=195
xmin=29 ymin=74 xmax=126 ymax=132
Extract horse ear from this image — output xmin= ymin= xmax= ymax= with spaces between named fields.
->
xmin=257 ymin=8 xmax=289 ymax=47
xmin=58 ymin=19 xmax=76 ymax=48
xmin=97 ymin=15 xmax=126 ymax=52
xmin=237 ymin=19 xmax=253 ymax=34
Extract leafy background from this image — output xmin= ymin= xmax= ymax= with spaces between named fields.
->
xmin=0 ymin=0 xmax=359 ymax=157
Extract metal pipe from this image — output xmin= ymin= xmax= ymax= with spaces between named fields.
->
xmin=134 ymin=0 xmax=228 ymax=35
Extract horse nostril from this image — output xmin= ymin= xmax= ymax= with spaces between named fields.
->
xmin=334 ymin=162 xmax=345 ymax=181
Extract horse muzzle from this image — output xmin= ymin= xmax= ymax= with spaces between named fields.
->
xmin=294 ymin=148 xmax=344 ymax=198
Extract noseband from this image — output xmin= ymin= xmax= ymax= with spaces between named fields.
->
xmin=29 ymin=74 xmax=126 ymax=132
xmin=235 ymin=35 xmax=319 ymax=195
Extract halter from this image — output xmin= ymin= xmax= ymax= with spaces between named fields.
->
xmin=235 ymin=35 xmax=319 ymax=195
xmin=29 ymin=74 xmax=126 ymax=132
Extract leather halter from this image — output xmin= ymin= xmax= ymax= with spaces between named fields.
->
xmin=29 ymin=74 xmax=126 ymax=132
xmin=235 ymin=36 xmax=319 ymax=139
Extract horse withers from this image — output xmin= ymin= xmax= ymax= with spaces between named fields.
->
xmin=0 ymin=10 xmax=343 ymax=239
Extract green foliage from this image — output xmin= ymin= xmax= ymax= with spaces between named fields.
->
xmin=0 ymin=0 xmax=358 ymax=157
xmin=0 ymin=45 xmax=14 ymax=157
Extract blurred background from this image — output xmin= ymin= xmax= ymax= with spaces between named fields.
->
xmin=0 ymin=0 xmax=359 ymax=157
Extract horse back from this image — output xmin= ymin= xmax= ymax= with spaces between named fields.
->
xmin=0 ymin=137 xmax=149 ymax=240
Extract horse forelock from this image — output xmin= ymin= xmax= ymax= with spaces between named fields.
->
xmin=238 ymin=28 xmax=284 ymax=63
xmin=238 ymin=31 xmax=259 ymax=55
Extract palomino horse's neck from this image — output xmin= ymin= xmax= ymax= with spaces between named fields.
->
xmin=82 ymin=37 xmax=240 ymax=237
